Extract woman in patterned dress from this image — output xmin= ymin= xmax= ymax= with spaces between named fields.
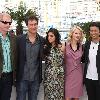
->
xmin=65 ymin=26 xmax=84 ymax=100
xmin=43 ymin=28 xmax=65 ymax=100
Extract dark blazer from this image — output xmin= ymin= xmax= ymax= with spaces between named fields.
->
xmin=16 ymin=34 xmax=45 ymax=83
xmin=0 ymin=34 xmax=17 ymax=80
xmin=82 ymin=40 xmax=100 ymax=84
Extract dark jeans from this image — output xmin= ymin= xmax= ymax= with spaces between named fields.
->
xmin=85 ymin=78 xmax=100 ymax=100
xmin=0 ymin=72 xmax=13 ymax=100
xmin=16 ymin=80 xmax=40 ymax=100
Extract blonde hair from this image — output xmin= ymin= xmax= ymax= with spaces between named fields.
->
xmin=67 ymin=26 xmax=84 ymax=43
xmin=0 ymin=13 xmax=11 ymax=20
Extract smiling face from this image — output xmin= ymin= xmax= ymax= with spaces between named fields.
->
xmin=89 ymin=26 xmax=100 ymax=41
xmin=71 ymin=28 xmax=82 ymax=42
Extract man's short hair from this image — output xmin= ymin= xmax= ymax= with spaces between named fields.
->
xmin=89 ymin=22 xmax=100 ymax=31
xmin=0 ymin=12 xmax=12 ymax=21
xmin=25 ymin=15 xmax=39 ymax=26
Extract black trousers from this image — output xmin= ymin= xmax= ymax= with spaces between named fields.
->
xmin=0 ymin=72 xmax=13 ymax=100
xmin=85 ymin=78 xmax=100 ymax=100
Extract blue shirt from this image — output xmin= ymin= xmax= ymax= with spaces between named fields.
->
xmin=0 ymin=33 xmax=12 ymax=73
xmin=23 ymin=35 xmax=40 ymax=81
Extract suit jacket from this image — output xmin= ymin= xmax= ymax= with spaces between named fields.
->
xmin=0 ymin=34 xmax=17 ymax=80
xmin=82 ymin=40 xmax=100 ymax=84
xmin=16 ymin=34 xmax=45 ymax=83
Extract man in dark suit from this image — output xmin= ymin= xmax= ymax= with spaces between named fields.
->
xmin=82 ymin=22 xmax=100 ymax=100
xmin=16 ymin=15 xmax=45 ymax=100
xmin=0 ymin=13 xmax=17 ymax=100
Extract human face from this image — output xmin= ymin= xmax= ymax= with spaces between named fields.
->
xmin=27 ymin=20 xmax=38 ymax=34
xmin=0 ymin=14 xmax=12 ymax=33
xmin=89 ymin=26 xmax=100 ymax=41
xmin=72 ymin=28 xmax=82 ymax=42
xmin=48 ymin=32 xmax=56 ymax=45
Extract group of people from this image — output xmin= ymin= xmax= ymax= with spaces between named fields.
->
xmin=0 ymin=12 xmax=100 ymax=100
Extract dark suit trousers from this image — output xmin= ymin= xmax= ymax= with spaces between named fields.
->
xmin=0 ymin=72 xmax=13 ymax=100
xmin=85 ymin=78 xmax=100 ymax=100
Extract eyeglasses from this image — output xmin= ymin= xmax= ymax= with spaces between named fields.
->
xmin=0 ymin=20 xmax=12 ymax=25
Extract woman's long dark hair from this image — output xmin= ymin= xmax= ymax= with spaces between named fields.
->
xmin=44 ymin=28 xmax=61 ymax=55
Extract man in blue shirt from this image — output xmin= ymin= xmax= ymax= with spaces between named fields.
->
xmin=16 ymin=15 xmax=45 ymax=100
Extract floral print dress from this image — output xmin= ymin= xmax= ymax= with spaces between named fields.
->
xmin=44 ymin=46 xmax=64 ymax=100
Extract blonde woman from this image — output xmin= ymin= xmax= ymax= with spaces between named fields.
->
xmin=65 ymin=26 xmax=84 ymax=100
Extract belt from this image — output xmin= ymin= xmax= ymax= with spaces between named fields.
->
xmin=1 ymin=72 xmax=13 ymax=77
xmin=0 ymin=72 xmax=13 ymax=80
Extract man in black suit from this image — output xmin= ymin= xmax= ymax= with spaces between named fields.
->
xmin=82 ymin=22 xmax=100 ymax=100
xmin=16 ymin=15 xmax=45 ymax=100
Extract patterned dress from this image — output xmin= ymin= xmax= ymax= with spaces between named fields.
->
xmin=44 ymin=46 xmax=64 ymax=100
